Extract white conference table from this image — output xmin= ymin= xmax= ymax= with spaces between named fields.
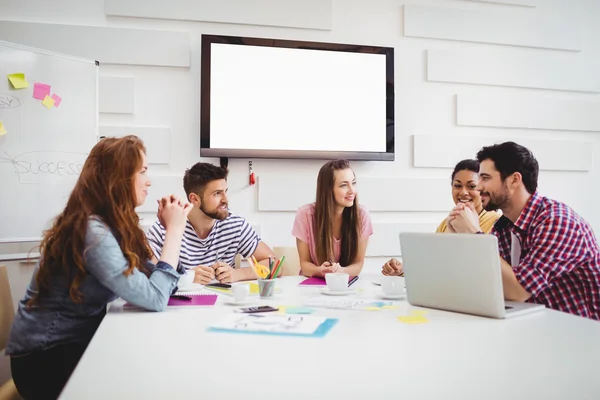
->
xmin=60 ymin=272 xmax=600 ymax=400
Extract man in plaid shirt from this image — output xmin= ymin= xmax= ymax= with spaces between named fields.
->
xmin=447 ymin=142 xmax=600 ymax=320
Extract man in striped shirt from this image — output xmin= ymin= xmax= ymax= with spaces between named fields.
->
xmin=447 ymin=142 xmax=600 ymax=320
xmin=147 ymin=162 xmax=275 ymax=284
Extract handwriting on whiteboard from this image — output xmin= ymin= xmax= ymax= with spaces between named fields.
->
xmin=0 ymin=151 xmax=86 ymax=184
xmin=0 ymin=93 xmax=21 ymax=109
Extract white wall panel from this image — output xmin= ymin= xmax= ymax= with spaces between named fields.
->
xmin=463 ymin=0 xmax=536 ymax=6
xmin=258 ymin=175 xmax=453 ymax=212
xmin=457 ymin=93 xmax=600 ymax=132
xmin=104 ymin=0 xmax=332 ymax=30
xmin=368 ymin=222 xmax=440 ymax=257
xmin=414 ymin=135 xmax=593 ymax=172
xmin=404 ymin=5 xmax=581 ymax=51
xmin=0 ymin=21 xmax=190 ymax=67
xmin=428 ymin=49 xmax=600 ymax=93
xmin=99 ymin=76 xmax=135 ymax=114
xmin=99 ymin=126 xmax=171 ymax=165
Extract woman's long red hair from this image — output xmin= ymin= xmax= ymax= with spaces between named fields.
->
xmin=29 ymin=135 xmax=152 ymax=305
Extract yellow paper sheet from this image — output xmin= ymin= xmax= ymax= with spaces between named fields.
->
xmin=397 ymin=315 xmax=429 ymax=324
xmin=7 ymin=73 xmax=29 ymax=89
xmin=0 ymin=122 xmax=7 ymax=136
xmin=42 ymin=95 xmax=55 ymax=109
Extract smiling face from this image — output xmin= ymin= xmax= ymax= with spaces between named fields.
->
xmin=198 ymin=179 xmax=229 ymax=220
xmin=134 ymin=151 xmax=151 ymax=207
xmin=332 ymin=168 xmax=356 ymax=209
xmin=478 ymin=159 xmax=511 ymax=212
xmin=451 ymin=169 xmax=482 ymax=213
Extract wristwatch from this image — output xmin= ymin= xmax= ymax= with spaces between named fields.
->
xmin=475 ymin=231 xmax=485 ymax=234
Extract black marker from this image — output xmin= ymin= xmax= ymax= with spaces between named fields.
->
xmin=170 ymin=295 xmax=192 ymax=301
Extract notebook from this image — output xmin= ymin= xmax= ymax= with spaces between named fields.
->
xmin=207 ymin=313 xmax=338 ymax=338
xmin=167 ymin=294 xmax=218 ymax=307
xmin=299 ymin=276 xmax=358 ymax=286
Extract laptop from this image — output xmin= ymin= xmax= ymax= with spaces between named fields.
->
xmin=399 ymin=232 xmax=545 ymax=319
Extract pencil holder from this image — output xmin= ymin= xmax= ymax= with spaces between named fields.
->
xmin=258 ymin=279 xmax=276 ymax=298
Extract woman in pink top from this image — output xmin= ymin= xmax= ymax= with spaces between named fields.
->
xmin=292 ymin=160 xmax=373 ymax=277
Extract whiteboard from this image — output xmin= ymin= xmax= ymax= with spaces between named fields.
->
xmin=0 ymin=41 xmax=98 ymax=242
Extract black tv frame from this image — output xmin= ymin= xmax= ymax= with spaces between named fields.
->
xmin=201 ymin=34 xmax=395 ymax=161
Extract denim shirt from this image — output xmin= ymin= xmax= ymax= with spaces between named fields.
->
xmin=6 ymin=217 xmax=182 ymax=356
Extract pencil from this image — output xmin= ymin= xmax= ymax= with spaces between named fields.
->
xmin=269 ymin=259 xmax=280 ymax=279
xmin=272 ymin=256 xmax=285 ymax=278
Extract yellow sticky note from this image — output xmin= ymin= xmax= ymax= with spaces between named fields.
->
xmin=277 ymin=306 xmax=288 ymax=314
xmin=7 ymin=73 xmax=29 ymax=89
xmin=382 ymin=305 xmax=398 ymax=310
xmin=42 ymin=95 xmax=55 ymax=109
xmin=363 ymin=307 xmax=382 ymax=311
xmin=397 ymin=315 xmax=429 ymax=324
xmin=0 ymin=122 xmax=7 ymax=136
xmin=248 ymin=282 xmax=259 ymax=295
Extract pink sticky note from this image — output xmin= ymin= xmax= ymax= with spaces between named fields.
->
xmin=51 ymin=93 xmax=62 ymax=107
xmin=33 ymin=83 xmax=51 ymax=100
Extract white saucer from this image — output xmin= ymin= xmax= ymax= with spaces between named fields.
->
xmin=224 ymin=299 xmax=255 ymax=306
xmin=321 ymin=288 xmax=356 ymax=296
xmin=378 ymin=292 xmax=406 ymax=300
xmin=177 ymin=283 xmax=205 ymax=292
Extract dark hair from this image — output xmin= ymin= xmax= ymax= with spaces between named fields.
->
xmin=314 ymin=160 xmax=361 ymax=267
xmin=451 ymin=159 xmax=479 ymax=182
xmin=476 ymin=142 xmax=538 ymax=194
xmin=31 ymin=135 xmax=151 ymax=305
xmin=183 ymin=162 xmax=228 ymax=198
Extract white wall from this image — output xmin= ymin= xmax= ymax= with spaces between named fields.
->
xmin=1 ymin=0 xmax=599 ymax=263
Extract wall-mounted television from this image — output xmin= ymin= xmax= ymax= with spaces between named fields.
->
xmin=201 ymin=34 xmax=395 ymax=161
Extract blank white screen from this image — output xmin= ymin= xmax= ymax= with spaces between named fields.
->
xmin=209 ymin=43 xmax=387 ymax=152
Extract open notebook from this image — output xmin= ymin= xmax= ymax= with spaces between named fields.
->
xmin=168 ymin=294 xmax=218 ymax=306
xmin=299 ymin=276 xmax=359 ymax=286
xmin=124 ymin=293 xmax=218 ymax=309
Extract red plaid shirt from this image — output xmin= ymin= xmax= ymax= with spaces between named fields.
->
xmin=492 ymin=192 xmax=600 ymax=320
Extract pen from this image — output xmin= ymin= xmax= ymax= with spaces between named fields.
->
xmin=348 ymin=276 xmax=359 ymax=287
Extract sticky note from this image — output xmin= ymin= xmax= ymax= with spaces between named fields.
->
xmin=33 ymin=83 xmax=51 ymax=100
xmin=397 ymin=315 xmax=429 ymax=324
xmin=248 ymin=282 xmax=259 ymax=295
xmin=7 ymin=73 xmax=29 ymax=89
xmin=286 ymin=307 xmax=315 ymax=314
xmin=51 ymin=93 xmax=62 ymax=107
xmin=41 ymin=95 xmax=55 ymax=109
xmin=0 ymin=122 xmax=7 ymax=136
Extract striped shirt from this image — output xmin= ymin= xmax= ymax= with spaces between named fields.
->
xmin=147 ymin=213 xmax=260 ymax=269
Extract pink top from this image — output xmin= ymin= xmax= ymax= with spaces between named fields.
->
xmin=292 ymin=203 xmax=373 ymax=266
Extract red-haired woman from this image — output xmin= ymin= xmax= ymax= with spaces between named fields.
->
xmin=6 ymin=136 xmax=191 ymax=400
